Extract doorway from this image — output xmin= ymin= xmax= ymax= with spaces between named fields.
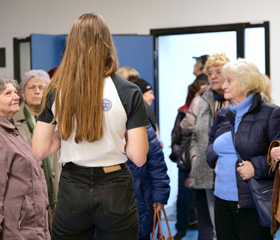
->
xmin=151 ymin=22 xmax=269 ymax=210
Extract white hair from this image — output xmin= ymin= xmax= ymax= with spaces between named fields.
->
xmin=20 ymin=69 xmax=50 ymax=91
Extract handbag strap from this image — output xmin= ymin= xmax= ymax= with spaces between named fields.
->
xmin=152 ymin=208 xmax=173 ymax=240
xmin=230 ymin=124 xmax=243 ymax=163
xmin=156 ymin=210 xmax=164 ymax=239
xmin=162 ymin=208 xmax=173 ymax=238
xmin=152 ymin=208 xmax=157 ymax=240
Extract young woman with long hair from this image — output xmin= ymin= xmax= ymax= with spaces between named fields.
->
xmin=32 ymin=13 xmax=149 ymax=240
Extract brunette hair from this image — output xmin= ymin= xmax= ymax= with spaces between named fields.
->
xmin=186 ymin=79 xmax=208 ymax=103
xmin=40 ymin=13 xmax=118 ymax=143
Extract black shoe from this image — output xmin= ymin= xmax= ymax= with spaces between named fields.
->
xmin=173 ymin=232 xmax=185 ymax=240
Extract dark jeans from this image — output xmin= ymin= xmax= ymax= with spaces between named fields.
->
xmin=51 ymin=162 xmax=138 ymax=240
xmin=194 ymin=189 xmax=213 ymax=240
xmin=175 ymin=167 xmax=193 ymax=236
xmin=215 ymin=196 xmax=272 ymax=240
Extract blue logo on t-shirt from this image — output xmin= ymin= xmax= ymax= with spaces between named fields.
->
xmin=103 ymin=99 xmax=112 ymax=112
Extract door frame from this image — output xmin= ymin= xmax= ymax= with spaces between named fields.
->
xmin=150 ymin=21 xmax=270 ymax=122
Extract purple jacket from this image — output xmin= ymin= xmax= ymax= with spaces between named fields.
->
xmin=0 ymin=115 xmax=50 ymax=239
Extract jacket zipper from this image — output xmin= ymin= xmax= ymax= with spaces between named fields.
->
xmin=18 ymin=196 xmax=26 ymax=230
xmin=145 ymin=199 xmax=150 ymax=210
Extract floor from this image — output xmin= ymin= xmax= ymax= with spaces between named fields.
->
xmin=158 ymin=219 xmax=280 ymax=240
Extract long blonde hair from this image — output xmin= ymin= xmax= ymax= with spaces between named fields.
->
xmin=40 ymin=13 xmax=118 ymax=143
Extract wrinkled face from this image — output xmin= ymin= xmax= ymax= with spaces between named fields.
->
xmin=193 ymin=60 xmax=202 ymax=76
xmin=0 ymin=83 xmax=20 ymax=119
xmin=143 ymin=89 xmax=155 ymax=106
xmin=21 ymin=77 xmax=47 ymax=108
xmin=222 ymin=70 xmax=247 ymax=105
xmin=207 ymin=65 xmax=225 ymax=95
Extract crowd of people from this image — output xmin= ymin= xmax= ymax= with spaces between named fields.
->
xmin=0 ymin=12 xmax=280 ymax=240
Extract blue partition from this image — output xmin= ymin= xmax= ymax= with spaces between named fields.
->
xmin=112 ymin=35 xmax=154 ymax=87
xmin=30 ymin=34 xmax=154 ymax=86
xmin=31 ymin=34 xmax=66 ymax=72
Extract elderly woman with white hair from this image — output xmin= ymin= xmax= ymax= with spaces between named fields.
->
xmin=206 ymin=59 xmax=280 ymax=239
xmin=14 ymin=69 xmax=61 ymax=230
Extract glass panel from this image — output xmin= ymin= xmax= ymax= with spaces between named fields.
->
xmin=158 ymin=31 xmax=237 ymax=208
xmin=245 ymin=27 xmax=265 ymax=73
xmin=19 ymin=42 xmax=30 ymax=78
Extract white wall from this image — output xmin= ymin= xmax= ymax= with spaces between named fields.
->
xmin=1 ymin=0 xmax=280 ymax=103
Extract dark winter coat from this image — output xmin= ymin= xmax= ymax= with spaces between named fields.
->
xmin=207 ymin=94 xmax=280 ymax=208
xmin=127 ymin=124 xmax=170 ymax=239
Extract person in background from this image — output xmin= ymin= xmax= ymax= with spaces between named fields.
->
xmin=262 ymin=74 xmax=275 ymax=104
xmin=207 ymin=58 xmax=280 ymax=239
xmin=32 ymin=13 xmax=149 ymax=240
xmin=14 ymin=69 xmax=61 ymax=230
xmin=117 ymin=68 xmax=161 ymax=144
xmin=170 ymin=54 xmax=209 ymax=240
xmin=171 ymin=78 xmax=208 ymax=240
xmin=0 ymin=76 xmax=50 ymax=239
xmin=126 ymin=123 xmax=170 ymax=240
xmin=192 ymin=55 xmax=210 ymax=82
xmin=117 ymin=66 xmax=170 ymax=240
xmin=134 ymin=78 xmax=163 ymax=148
xmin=189 ymin=53 xmax=230 ymax=240
xmin=116 ymin=66 xmax=140 ymax=83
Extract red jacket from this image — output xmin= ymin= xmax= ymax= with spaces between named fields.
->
xmin=0 ymin=115 xmax=50 ymax=239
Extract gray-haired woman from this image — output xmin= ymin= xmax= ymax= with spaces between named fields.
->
xmin=0 ymin=76 xmax=50 ymax=239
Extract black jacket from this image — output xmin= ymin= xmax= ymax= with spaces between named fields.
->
xmin=207 ymin=94 xmax=280 ymax=208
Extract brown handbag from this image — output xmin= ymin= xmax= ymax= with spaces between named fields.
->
xmin=267 ymin=140 xmax=280 ymax=236
xmin=151 ymin=208 xmax=174 ymax=240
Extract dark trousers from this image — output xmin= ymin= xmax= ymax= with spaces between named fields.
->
xmin=175 ymin=167 xmax=193 ymax=236
xmin=51 ymin=163 xmax=138 ymax=240
xmin=194 ymin=189 xmax=213 ymax=240
xmin=215 ymin=196 xmax=272 ymax=240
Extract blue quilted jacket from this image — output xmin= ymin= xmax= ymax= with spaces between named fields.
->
xmin=127 ymin=124 xmax=170 ymax=239
xmin=207 ymin=94 xmax=280 ymax=209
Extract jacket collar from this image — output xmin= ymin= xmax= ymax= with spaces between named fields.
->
xmin=13 ymin=102 xmax=26 ymax=122
xmin=0 ymin=115 xmax=20 ymax=130
xmin=226 ymin=93 xmax=262 ymax=124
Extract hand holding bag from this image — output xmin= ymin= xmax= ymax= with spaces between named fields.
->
xmin=152 ymin=208 xmax=174 ymax=240
xmin=267 ymin=140 xmax=280 ymax=236
xmin=231 ymin=125 xmax=273 ymax=227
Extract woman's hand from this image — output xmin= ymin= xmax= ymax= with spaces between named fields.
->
xmin=271 ymin=146 xmax=280 ymax=162
xmin=237 ymin=160 xmax=255 ymax=180
xmin=153 ymin=202 xmax=164 ymax=211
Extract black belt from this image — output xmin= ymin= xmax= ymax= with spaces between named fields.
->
xmin=64 ymin=162 xmax=126 ymax=173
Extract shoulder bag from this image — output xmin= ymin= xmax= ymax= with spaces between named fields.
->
xmin=231 ymin=125 xmax=273 ymax=227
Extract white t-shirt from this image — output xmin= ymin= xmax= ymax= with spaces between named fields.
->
xmin=37 ymin=74 xmax=149 ymax=167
